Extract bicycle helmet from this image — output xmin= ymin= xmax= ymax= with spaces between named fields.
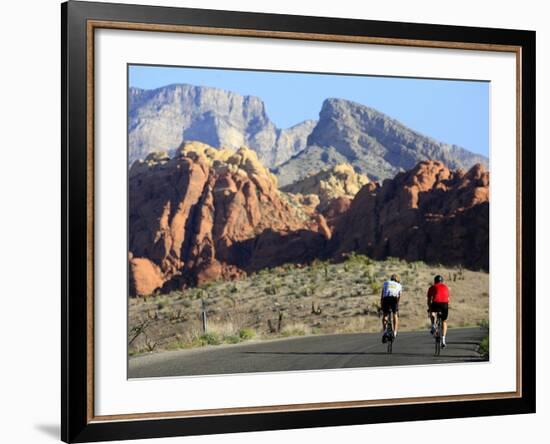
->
xmin=434 ymin=275 xmax=444 ymax=283
xmin=390 ymin=274 xmax=401 ymax=283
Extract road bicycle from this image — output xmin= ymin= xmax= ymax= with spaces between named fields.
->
xmin=384 ymin=314 xmax=395 ymax=354
xmin=433 ymin=311 xmax=443 ymax=356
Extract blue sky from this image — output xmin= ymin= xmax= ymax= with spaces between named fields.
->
xmin=129 ymin=65 xmax=489 ymax=157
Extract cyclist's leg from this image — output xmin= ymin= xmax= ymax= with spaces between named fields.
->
xmin=381 ymin=309 xmax=389 ymax=343
xmin=431 ymin=311 xmax=439 ymax=335
xmin=393 ymin=299 xmax=399 ymax=336
xmin=441 ymin=303 xmax=449 ymax=344
xmin=428 ymin=302 xmax=436 ymax=332
xmin=381 ymin=299 xmax=388 ymax=332
xmin=382 ymin=312 xmax=388 ymax=332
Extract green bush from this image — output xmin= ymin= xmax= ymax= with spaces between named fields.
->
xmin=238 ymin=328 xmax=256 ymax=340
xmin=224 ymin=335 xmax=241 ymax=344
xmin=346 ymin=252 xmax=372 ymax=266
xmin=199 ymin=332 xmax=221 ymax=346
xmin=478 ymin=319 xmax=490 ymax=329
xmin=478 ymin=336 xmax=489 ymax=358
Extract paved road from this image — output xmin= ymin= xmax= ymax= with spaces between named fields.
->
xmin=129 ymin=327 xmax=487 ymax=378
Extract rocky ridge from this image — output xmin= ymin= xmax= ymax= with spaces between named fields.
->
xmin=129 ymin=84 xmax=316 ymax=167
xmin=329 ymin=160 xmax=490 ymax=270
xmin=274 ymin=98 xmax=489 ymax=186
xmin=282 ymin=163 xmax=369 ymax=211
xmin=128 ymin=145 xmax=490 ymax=296
xmin=129 ymin=142 xmax=329 ymax=295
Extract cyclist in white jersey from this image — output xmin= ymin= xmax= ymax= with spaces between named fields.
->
xmin=380 ymin=274 xmax=402 ymax=342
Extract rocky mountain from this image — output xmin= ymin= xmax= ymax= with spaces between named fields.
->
xmin=329 ymin=160 xmax=490 ymax=270
xmin=282 ymin=163 xmax=369 ymax=211
xmin=274 ymin=98 xmax=488 ymax=186
xmin=128 ymin=142 xmax=329 ymax=296
xmin=129 ymin=84 xmax=316 ymax=167
xmin=129 ymin=145 xmax=489 ymax=295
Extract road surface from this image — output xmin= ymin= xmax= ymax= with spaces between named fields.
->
xmin=129 ymin=327 xmax=487 ymax=378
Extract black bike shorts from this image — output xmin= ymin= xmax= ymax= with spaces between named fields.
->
xmin=430 ymin=302 xmax=449 ymax=321
xmin=382 ymin=296 xmax=399 ymax=314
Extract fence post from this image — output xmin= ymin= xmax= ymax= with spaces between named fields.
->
xmin=201 ymin=298 xmax=207 ymax=333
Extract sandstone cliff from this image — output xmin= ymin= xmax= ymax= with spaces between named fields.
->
xmin=329 ymin=160 xmax=490 ymax=270
xmin=128 ymin=142 xmax=328 ymax=295
xmin=281 ymin=163 xmax=369 ymax=210
xmin=129 ymin=147 xmax=490 ymax=296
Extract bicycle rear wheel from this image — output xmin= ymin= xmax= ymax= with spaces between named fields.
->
xmin=386 ymin=319 xmax=393 ymax=354
xmin=434 ymin=315 xmax=442 ymax=356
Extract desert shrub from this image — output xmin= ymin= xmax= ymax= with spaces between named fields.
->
xmin=478 ymin=319 xmax=490 ymax=330
xmin=371 ymin=281 xmax=381 ymax=294
xmin=346 ymin=251 xmax=372 ymax=266
xmin=199 ymin=332 xmax=222 ymax=346
xmin=282 ymin=263 xmax=295 ymax=272
xmin=188 ymin=288 xmax=207 ymax=300
xmin=386 ymin=256 xmax=401 ymax=264
xmin=478 ymin=336 xmax=489 ymax=358
xmin=362 ymin=267 xmax=373 ymax=283
xmin=238 ymin=328 xmax=256 ymax=340
xmin=258 ymin=268 xmax=271 ymax=278
xmin=224 ymin=335 xmax=241 ymax=344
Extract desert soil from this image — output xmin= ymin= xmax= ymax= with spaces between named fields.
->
xmin=128 ymin=255 xmax=489 ymax=356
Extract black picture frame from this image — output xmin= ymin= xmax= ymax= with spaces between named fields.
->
xmin=62 ymin=1 xmax=536 ymax=442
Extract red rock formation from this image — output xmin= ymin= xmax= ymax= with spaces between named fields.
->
xmin=128 ymin=142 xmax=328 ymax=295
xmin=330 ymin=161 xmax=489 ymax=270
xmin=129 ymin=153 xmax=489 ymax=296
xmin=128 ymin=256 xmax=165 ymax=296
xmin=321 ymin=196 xmax=352 ymax=229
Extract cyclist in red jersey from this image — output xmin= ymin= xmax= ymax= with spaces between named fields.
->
xmin=427 ymin=275 xmax=450 ymax=348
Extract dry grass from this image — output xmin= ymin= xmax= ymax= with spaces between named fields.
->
xmin=129 ymin=255 xmax=489 ymax=356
